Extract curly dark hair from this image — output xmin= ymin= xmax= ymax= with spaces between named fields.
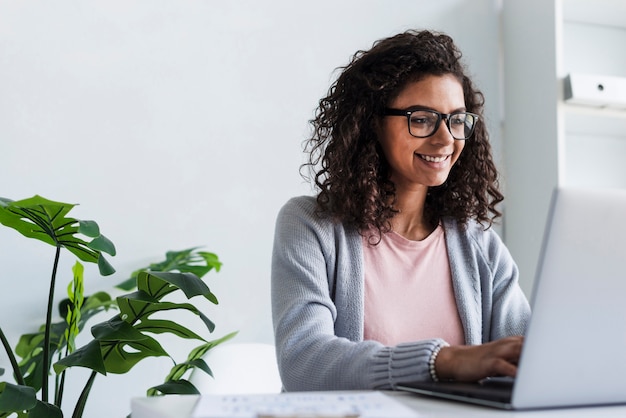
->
xmin=302 ymin=29 xmax=503 ymax=237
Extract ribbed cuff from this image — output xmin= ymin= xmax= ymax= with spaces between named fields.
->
xmin=372 ymin=339 xmax=449 ymax=389
xmin=428 ymin=340 xmax=450 ymax=382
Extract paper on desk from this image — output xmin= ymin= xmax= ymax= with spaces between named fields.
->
xmin=190 ymin=391 xmax=419 ymax=418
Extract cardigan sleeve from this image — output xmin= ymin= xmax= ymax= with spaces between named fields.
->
xmin=271 ymin=197 xmax=443 ymax=391
xmin=481 ymin=226 xmax=531 ymax=340
xmin=444 ymin=218 xmax=531 ymax=344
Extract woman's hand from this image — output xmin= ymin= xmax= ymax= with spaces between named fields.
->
xmin=435 ymin=336 xmax=524 ymax=382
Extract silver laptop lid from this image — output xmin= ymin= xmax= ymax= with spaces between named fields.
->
xmin=513 ymin=187 xmax=626 ymax=409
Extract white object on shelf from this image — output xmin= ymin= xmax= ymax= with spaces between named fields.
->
xmin=564 ymin=73 xmax=626 ymax=109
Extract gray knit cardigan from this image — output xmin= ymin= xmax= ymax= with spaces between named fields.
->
xmin=271 ymin=196 xmax=530 ymax=391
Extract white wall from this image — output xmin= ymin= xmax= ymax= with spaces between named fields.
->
xmin=0 ymin=1 xmax=501 ymax=416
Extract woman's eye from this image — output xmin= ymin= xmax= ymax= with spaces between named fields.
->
xmin=409 ymin=113 xmax=436 ymax=125
xmin=450 ymin=115 xmax=467 ymax=125
xmin=409 ymin=117 xmax=429 ymax=125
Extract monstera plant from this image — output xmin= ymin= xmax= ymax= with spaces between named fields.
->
xmin=0 ymin=195 xmax=235 ymax=418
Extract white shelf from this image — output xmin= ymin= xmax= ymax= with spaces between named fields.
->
xmin=502 ymin=0 xmax=626 ymax=295
xmin=563 ymin=105 xmax=626 ymax=137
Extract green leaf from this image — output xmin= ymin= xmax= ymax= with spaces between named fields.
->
xmin=65 ymin=261 xmax=85 ymax=353
xmin=16 ymin=321 xmax=67 ymax=391
xmin=148 ymin=379 xmax=199 ymax=396
xmin=55 ymin=316 xmax=169 ymax=375
xmin=98 ymin=254 xmax=116 ymax=276
xmin=100 ymin=337 xmax=169 ymax=374
xmin=186 ymin=332 xmax=238 ymax=364
xmin=117 ymin=247 xmax=223 ymax=290
xmin=80 ymin=291 xmax=115 ymax=313
xmin=89 ymin=234 xmax=116 ymax=256
xmin=90 ymin=316 xmax=148 ymax=342
xmin=137 ymin=271 xmax=218 ymax=304
xmin=197 ymin=251 xmax=222 ymax=273
xmin=165 ymin=359 xmax=212 ymax=384
xmin=78 ymin=220 xmax=100 ymax=237
xmin=117 ymin=294 xmax=216 ymax=333
xmin=0 ymin=196 xmax=75 ymax=244
xmin=134 ymin=319 xmax=205 ymax=340
xmin=27 ymin=401 xmax=63 ymax=418
xmin=187 ymin=358 xmax=212 ymax=377
xmin=114 ymin=277 xmax=137 ymax=291
xmin=53 ymin=340 xmax=107 ymax=375
xmin=151 ymin=248 xmax=222 ymax=277
xmin=16 ymin=332 xmax=44 ymax=360
xmin=0 ymin=195 xmax=116 ymax=276
xmin=161 ymin=332 xmax=238 ymax=383
xmin=0 ymin=382 xmax=36 ymax=413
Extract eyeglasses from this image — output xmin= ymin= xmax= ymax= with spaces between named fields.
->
xmin=382 ymin=107 xmax=479 ymax=140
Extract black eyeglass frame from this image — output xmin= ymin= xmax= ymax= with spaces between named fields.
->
xmin=382 ymin=107 xmax=479 ymax=140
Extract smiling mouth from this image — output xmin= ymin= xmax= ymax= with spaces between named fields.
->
xmin=416 ymin=154 xmax=450 ymax=163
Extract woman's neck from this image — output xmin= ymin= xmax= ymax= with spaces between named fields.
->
xmin=390 ymin=187 xmax=436 ymax=241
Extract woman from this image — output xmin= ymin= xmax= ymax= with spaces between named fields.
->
xmin=271 ymin=30 xmax=530 ymax=391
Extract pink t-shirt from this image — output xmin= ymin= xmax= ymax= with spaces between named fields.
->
xmin=362 ymin=225 xmax=465 ymax=346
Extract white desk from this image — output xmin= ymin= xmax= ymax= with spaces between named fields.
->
xmin=131 ymin=391 xmax=626 ymax=418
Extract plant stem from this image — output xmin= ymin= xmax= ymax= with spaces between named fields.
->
xmin=72 ymin=342 xmax=116 ymax=417
xmin=56 ymin=370 xmax=66 ymax=408
xmin=55 ymin=349 xmax=66 ymax=407
xmin=0 ymin=326 xmax=26 ymax=385
xmin=72 ymin=370 xmax=97 ymax=418
xmin=42 ymin=245 xmax=62 ymax=403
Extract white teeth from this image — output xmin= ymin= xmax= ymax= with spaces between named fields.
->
xmin=418 ymin=154 xmax=448 ymax=163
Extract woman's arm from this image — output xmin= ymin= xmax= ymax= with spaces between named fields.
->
xmin=271 ymin=197 xmax=442 ymax=390
xmin=438 ymin=220 xmax=530 ymax=381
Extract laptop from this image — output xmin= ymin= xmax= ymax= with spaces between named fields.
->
xmin=397 ymin=187 xmax=626 ymax=409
